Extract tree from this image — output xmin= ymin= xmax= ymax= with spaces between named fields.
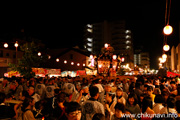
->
xmin=9 ymin=41 xmax=47 ymax=79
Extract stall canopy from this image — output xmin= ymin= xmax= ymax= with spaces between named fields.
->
xmin=167 ymin=71 xmax=180 ymax=77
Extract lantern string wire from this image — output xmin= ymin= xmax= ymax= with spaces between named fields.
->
xmin=167 ymin=0 xmax=171 ymax=25
xmin=165 ymin=0 xmax=168 ymax=25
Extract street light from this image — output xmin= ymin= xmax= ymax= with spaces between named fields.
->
xmin=14 ymin=41 xmax=19 ymax=64
xmin=38 ymin=52 xmax=41 ymax=56
xmin=4 ymin=43 xmax=8 ymax=48
xmin=56 ymin=58 xmax=59 ymax=62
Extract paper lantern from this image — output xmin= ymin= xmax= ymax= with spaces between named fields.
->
xmin=163 ymin=45 xmax=170 ymax=51
xmin=163 ymin=25 xmax=173 ymax=35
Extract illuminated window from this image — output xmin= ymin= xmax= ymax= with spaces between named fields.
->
xmin=87 ymin=38 xmax=93 ymax=42
xmin=126 ymin=46 xmax=130 ymax=49
xmin=126 ymin=40 xmax=131 ymax=44
xmin=125 ymin=30 xmax=131 ymax=34
xmin=87 ymin=48 xmax=92 ymax=52
xmin=87 ymin=24 xmax=92 ymax=28
xmin=87 ymin=43 xmax=92 ymax=47
xmin=87 ymin=28 xmax=92 ymax=32
xmin=84 ymin=45 xmax=86 ymax=48
xmin=125 ymin=35 xmax=131 ymax=39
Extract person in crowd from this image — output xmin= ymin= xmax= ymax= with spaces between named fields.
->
xmin=175 ymin=100 xmax=180 ymax=118
xmin=147 ymin=85 xmax=155 ymax=104
xmin=111 ymin=102 xmax=132 ymax=120
xmin=14 ymin=79 xmax=24 ymax=100
xmin=65 ymin=102 xmax=82 ymax=120
xmin=105 ymin=92 xmax=116 ymax=120
xmin=27 ymin=86 xmax=40 ymax=103
xmin=93 ymin=79 xmax=104 ymax=103
xmin=103 ymin=82 xmax=113 ymax=104
xmin=126 ymin=93 xmax=141 ymax=115
xmin=52 ymin=92 xmax=67 ymax=120
xmin=152 ymin=94 xmax=164 ymax=114
xmin=71 ymin=83 xmax=90 ymax=105
xmin=170 ymin=81 xmax=177 ymax=95
xmin=22 ymin=96 xmax=36 ymax=120
xmin=134 ymin=82 xmax=143 ymax=102
xmin=141 ymin=96 xmax=155 ymax=120
xmin=82 ymin=86 xmax=105 ymax=120
xmin=62 ymin=78 xmax=76 ymax=101
xmin=122 ymin=78 xmax=129 ymax=93
xmin=35 ymin=77 xmax=46 ymax=100
xmin=161 ymin=89 xmax=170 ymax=106
xmin=92 ymin=113 xmax=105 ymax=120
xmin=160 ymin=95 xmax=177 ymax=114
xmin=0 ymin=92 xmax=16 ymax=119
xmin=114 ymin=87 xmax=126 ymax=105
xmin=153 ymin=88 xmax=161 ymax=95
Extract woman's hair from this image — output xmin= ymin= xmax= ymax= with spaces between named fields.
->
xmin=127 ymin=93 xmax=138 ymax=105
xmin=177 ymin=84 xmax=180 ymax=95
xmin=142 ymin=96 xmax=153 ymax=113
xmin=65 ymin=102 xmax=81 ymax=114
xmin=154 ymin=94 xmax=164 ymax=104
xmin=114 ymin=103 xmax=125 ymax=113
xmin=167 ymin=96 xmax=176 ymax=108
xmin=56 ymin=92 xmax=66 ymax=103
xmin=92 ymin=113 xmax=105 ymax=120
xmin=22 ymin=96 xmax=34 ymax=112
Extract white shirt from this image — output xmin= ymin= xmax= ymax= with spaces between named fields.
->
xmin=153 ymin=103 xmax=164 ymax=114
xmin=94 ymin=84 xmax=104 ymax=93
xmin=160 ymin=106 xmax=177 ymax=114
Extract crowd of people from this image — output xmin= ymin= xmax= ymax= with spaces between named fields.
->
xmin=0 ymin=74 xmax=180 ymax=120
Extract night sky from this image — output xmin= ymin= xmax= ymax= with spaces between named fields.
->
xmin=0 ymin=1 xmax=180 ymax=69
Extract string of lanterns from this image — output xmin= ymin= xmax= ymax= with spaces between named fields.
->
xmin=159 ymin=0 xmax=172 ymax=68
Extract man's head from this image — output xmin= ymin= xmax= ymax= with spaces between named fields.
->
xmin=65 ymin=102 xmax=82 ymax=120
xmin=28 ymin=86 xmax=35 ymax=96
xmin=147 ymin=85 xmax=153 ymax=95
xmin=89 ymin=86 xmax=99 ymax=99
xmin=104 ymin=83 xmax=112 ymax=92
xmin=81 ymin=83 xmax=89 ymax=94
xmin=114 ymin=103 xmax=125 ymax=118
xmin=116 ymin=87 xmax=123 ymax=97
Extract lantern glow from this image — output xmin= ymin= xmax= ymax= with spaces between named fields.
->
xmin=71 ymin=62 xmax=74 ymax=65
xmin=56 ymin=58 xmax=59 ymax=62
xmin=64 ymin=60 xmax=67 ymax=64
xmin=4 ymin=43 xmax=8 ymax=48
xmin=38 ymin=52 xmax=41 ymax=56
xmin=163 ymin=25 xmax=173 ymax=35
xmin=112 ymin=55 xmax=117 ymax=60
xmin=14 ymin=42 xmax=19 ymax=48
xmin=162 ymin=54 xmax=167 ymax=59
xmin=104 ymin=43 xmax=108 ymax=48
xmin=163 ymin=45 xmax=170 ymax=51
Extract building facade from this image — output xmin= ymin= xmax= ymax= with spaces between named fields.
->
xmin=171 ymin=43 xmax=180 ymax=73
xmin=134 ymin=52 xmax=150 ymax=69
xmin=0 ymin=48 xmax=24 ymax=77
xmin=83 ymin=20 xmax=134 ymax=68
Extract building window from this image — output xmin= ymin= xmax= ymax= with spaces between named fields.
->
xmin=6 ymin=53 xmax=9 ymax=57
xmin=0 ymin=50 xmax=3 ymax=57
xmin=70 ymin=54 xmax=73 ymax=59
xmin=87 ymin=38 xmax=93 ymax=42
xmin=125 ymin=35 xmax=131 ymax=39
xmin=13 ymin=52 xmax=16 ymax=58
